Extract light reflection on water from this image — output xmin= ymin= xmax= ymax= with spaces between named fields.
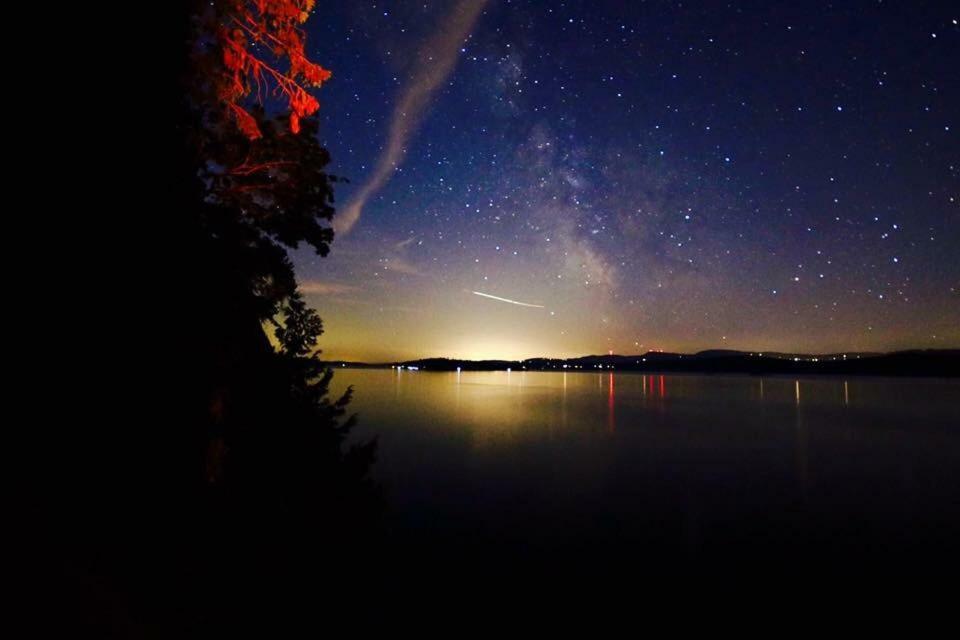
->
xmin=332 ymin=369 xmax=960 ymax=462
xmin=337 ymin=369 xmax=955 ymax=434
xmin=331 ymin=369 xmax=960 ymax=575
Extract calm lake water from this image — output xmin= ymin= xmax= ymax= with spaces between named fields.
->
xmin=332 ymin=369 xmax=960 ymax=578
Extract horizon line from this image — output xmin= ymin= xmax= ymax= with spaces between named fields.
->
xmin=317 ymin=346 xmax=959 ymax=364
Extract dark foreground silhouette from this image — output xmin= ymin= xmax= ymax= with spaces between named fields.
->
xmin=48 ymin=3 xmax=384 ymax=635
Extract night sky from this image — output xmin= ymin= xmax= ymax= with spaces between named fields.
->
xmin=292 ymin=1 xmax=958 ymax=362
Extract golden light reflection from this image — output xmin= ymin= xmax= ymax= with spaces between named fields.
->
xmin=608 ymin=372 xmax=615 ymax=433
xmin=454 ymin=371 xmax=461 ymax=410
xmin=561 ymin=372 xmax=568 ymax=430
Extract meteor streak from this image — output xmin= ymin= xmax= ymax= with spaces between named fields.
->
xmin=472 ymin=291 xmax=545 ymax=308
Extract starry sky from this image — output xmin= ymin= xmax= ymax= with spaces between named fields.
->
xmin=291 ymin=1 xmax=959 ymax=362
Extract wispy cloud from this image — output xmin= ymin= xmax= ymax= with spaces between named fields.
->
xmin=379 ymin=256 xmax=423 ymax=276
xmin=334 ymin=0 xmax=490 ymax=235
xmin=375 ymin=234 xmax=426 ymax=276
xmin=299 ymin=280 xmax=361 ymax=296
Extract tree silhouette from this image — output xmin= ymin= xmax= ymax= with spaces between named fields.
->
xmin=71 ymin=2 xmax=383 ymax=633
xmin=178 ymin=0 xmax=374 ymax=489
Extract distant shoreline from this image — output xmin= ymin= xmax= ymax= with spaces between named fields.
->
xmin=320 ymin=349 xmax=959 ymax=378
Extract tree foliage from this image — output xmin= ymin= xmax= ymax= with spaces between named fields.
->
xmin=179 ymin=0 xmax=377 ymax=518
xmin=215 ymin=0 xmax=331 ymax=138
xmin=187 ymin=2 xmax=345 ymax=348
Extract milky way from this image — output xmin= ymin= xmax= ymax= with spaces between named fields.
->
xmin=294 ymin=1 xmax=959 ymax=361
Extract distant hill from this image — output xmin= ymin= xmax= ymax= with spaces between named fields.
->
xmin=321 ymin=349 xmax=959 ymax=377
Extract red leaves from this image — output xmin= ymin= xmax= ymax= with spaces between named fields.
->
xmin=231 ymin=105 xmax=262 ymax=140
xmin=222 ymin=40 xmax=241 ymax=72
xmin=289 ymin=88 xmax=319 ymax=117
xmin=294 ymin=58 xmax=332 ymax=88
xmin=220 ymin=29 xmax=249 ymax=102
xmin=217 ymin=1 xmax=330 ymax=139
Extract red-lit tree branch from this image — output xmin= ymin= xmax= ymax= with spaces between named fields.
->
xmin=230 ymin=159 xmax=298 ymax=176
xmin=216 ymin=0 xmax=331 ymax=138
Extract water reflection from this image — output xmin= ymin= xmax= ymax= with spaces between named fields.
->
xmin=337 ymin=369 xmax=933 ymax=445
xmin=561 ymin=372 xmax=568 ymax=431
xmin=454 ymin=368 xmax=461 ymax=410
xmin=332 ymin=369 xmax=960 ymax=576
xmin=607 ymin=373 xmax=615 ymax=433
xmin=795 ymin=382 xmax=809 ymax=498
xmin=637 ymin=374 xmax=667 ymax=401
